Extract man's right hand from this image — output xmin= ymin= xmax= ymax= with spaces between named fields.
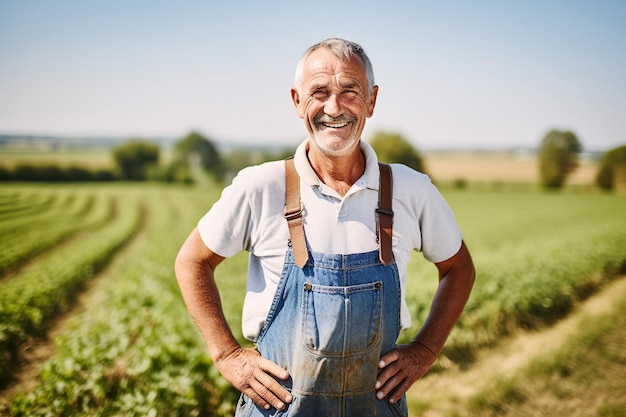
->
xmin=215 ymin=347 xmax=293 ymax=411
xmin=175 ymin=231 xmax=292 ymax=410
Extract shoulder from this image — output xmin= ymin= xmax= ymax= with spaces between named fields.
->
xmin=388 ymin=163 xmax=446 ymax=211
xmin=389 ymin=163 xmax=433 ymax=188
xmin=233 ymin=160 xmax=286 ymax=190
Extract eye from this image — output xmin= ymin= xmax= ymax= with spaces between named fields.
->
xmin=311 ymin=90 xmax=328 ymax=99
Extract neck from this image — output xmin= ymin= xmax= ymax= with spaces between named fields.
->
xmin=306 ymin=143 xmax=366 ymax=197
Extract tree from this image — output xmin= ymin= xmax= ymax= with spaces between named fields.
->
xmin=368 ymin=131 xmax=427 ymax=174
xmin=174 ymin=131 xmax=224 ymax=181
xmin=112 ymin=140 xmax=160 ymax=181
xmin=537 ymin=130 xmax=582 ymax=189
xmin=596 ymin=145 xmax=626 ymax=191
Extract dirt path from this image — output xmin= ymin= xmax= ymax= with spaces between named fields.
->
xmin=407 ymin=275 xmax=626 ymax=416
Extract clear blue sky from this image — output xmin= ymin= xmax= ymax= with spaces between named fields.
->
xmin=1 ymin=0 xmax=625 ymax=150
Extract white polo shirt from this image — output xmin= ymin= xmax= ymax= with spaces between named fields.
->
xmin=198 ymin=139 xmax=462 ymax=341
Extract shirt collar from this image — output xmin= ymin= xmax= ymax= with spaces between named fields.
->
xmin=293 ymin=138 xmax=381 ymax=191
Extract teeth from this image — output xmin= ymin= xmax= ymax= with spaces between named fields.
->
xmin=323 ymin=122 xmax=348 ymax=128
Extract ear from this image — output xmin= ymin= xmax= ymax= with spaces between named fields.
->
xmin=291 ymin=87 xmax=305 ymax=119
xmin=367 ymin=85 xmax=379 ymax=118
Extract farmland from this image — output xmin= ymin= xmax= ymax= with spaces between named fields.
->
xmin=1 ymin=162 xmax=625 ymax=415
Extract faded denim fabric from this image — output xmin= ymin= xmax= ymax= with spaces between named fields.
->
xmin=235 ymin=249 xmax=407 ymax=417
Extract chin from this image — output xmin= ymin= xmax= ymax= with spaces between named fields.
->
xmin=311 ymin=135 xmax=360 ymax=157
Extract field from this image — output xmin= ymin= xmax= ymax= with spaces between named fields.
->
xmin=1 ymin=154 xmax=625 ymax=416
xmin=424 ymin=152 xmax=597 ymax=185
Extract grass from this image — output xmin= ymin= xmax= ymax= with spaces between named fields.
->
xmin=466 ymin=285 xmax=626 ymax=417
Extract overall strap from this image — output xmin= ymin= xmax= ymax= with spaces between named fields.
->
xmin=284 ymin=159 xmax=394 ymax=267
xmin=284 ymin=158 xmax=308 ymax=267
xmin=377 ymin=163 xmax=394 ymax=265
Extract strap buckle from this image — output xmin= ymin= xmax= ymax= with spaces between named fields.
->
xmin=375 ymin=208 xmax=394 ymax=217
xmin=284 ymin=203 xmax=304 ymax=221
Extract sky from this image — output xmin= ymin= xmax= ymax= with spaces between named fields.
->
xmin=1 ymin=0 xmax=625 ymax=151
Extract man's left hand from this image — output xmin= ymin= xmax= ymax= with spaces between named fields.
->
xmin=375 ymin=342 xmax=437 ymax=404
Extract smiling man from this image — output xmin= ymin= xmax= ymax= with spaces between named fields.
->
xmin=175 ymin=38 xmax=475 ymax=417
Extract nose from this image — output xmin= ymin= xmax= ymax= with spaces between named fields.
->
xmin=323 ymin=94 xmax=342 ymax=117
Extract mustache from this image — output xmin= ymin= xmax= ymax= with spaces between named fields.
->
xmin=313 ymin=114 xmax=357 ymax=125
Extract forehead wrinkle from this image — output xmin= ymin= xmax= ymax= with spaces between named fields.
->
xmin=304 ymin=53 xmax=364 ymax=82
xmin=307 ymin=73 xmax=363 ymax=92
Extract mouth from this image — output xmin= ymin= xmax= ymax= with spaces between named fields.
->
xmin=322 ymin=120 xmax=349 ymax=129
xmin=314 ymin=114 xmax=356 ymax=129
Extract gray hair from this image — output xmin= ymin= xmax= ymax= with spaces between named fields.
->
xmin=294 ymin=38 xmax=376 ymax=93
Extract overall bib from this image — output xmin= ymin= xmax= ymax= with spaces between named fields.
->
xmin=234 ymin=162 xmax=407 ymax=417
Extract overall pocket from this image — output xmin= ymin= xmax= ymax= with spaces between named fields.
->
xmin=301 ymin=281 xmax=383 ymax=356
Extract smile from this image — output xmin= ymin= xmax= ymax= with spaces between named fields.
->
xmin=322 ymin=121 xmax=349 ymax=129
xmin=314 ymin=114 xmax=356 ymax=129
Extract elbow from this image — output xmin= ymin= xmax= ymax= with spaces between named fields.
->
xmin=175 ymin=228 xmax=224 ymax=283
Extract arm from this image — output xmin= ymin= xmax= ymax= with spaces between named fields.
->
xmin=175 ymin=228 xmax=293 ymax=411
xmin=375 ymin=240 xmax=475 ymax=403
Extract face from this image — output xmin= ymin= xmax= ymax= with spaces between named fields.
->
xmin=291 ymin=48 xmax=378 ymax=157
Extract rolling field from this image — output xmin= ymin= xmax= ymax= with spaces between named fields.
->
xmin=0 ymin=161 xmax=625 ymax=415
xmin=424 ymin=152 xmax=597 ymax=185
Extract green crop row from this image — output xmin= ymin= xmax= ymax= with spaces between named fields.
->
xmin=0 ymin=188 xmax=143 ymax=383
xmin=3 ymin=186 xmax=240 ymax=416
xmin=0 ymin=187 xmax=77 ymax=224
xmin=1 ymin=184 xmax=625 ymax=415
xmin=0 ymin=187 xmax=116 ymax=275
xmin=0 ymin=187 xmax=57 ymax=219
xmin=400 ymin=190 xmax=626 ymax=363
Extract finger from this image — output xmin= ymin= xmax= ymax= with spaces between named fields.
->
xmin=377 ymin=354 xmax=417 ymax=402
xmin=255 ymin=356 xmax=293 ymax=409
xmin=376 ymin=349 xmax=401 ymax=389
xmin=376 ymin=365 xmax=404 ymax=398
xmin=254 ymin=367 xmax=293 ymax=405
xmin=256 ymin=357 xmax=293 ymax=404
xmin=388 ymin=378 xmax=412 ymax=404
xmin=243 ymin=378 xmax=272 ymax=410
xmin=248 ymin=377 xmax=288 ymax=411
xmin=258 ymin=356 xmax=290 ymax=380
xmin=378 ymin=348 xmax=400 ymax=369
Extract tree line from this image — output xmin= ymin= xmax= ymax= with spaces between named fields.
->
xmin=1 ymin=130 xmax=625 ymax=192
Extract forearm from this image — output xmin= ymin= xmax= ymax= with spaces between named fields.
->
xmin=174 ymin=229 xmax=240 ymax=362
xmin=375 ymin=243 xmax=474 ymax=403
xmin=414 ymin=242 xmax=475 ymax=355
xmin=175 ymin=230 xmax=293 ymax=410
xmin=178 ymin=265 xmax=240 ymax=359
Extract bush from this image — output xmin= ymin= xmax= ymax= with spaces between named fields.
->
xmin=538 ymin=130 xmax=582 ymax=189
xmin=368 ymin=131 xmax=427 ymax=174
xmin=0 ymin=164 xmax=117 ymax=182
xmin=112 ymin=140 xmax=160 ymax=181
xmin=596 ymin=145 xmax=626 ymax=191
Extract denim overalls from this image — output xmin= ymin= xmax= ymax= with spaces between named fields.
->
xmin=234 ymin=162 xmax=407 ymax=417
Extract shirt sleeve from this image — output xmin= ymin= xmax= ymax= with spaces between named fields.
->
xmin=197 ymin=168 xmax=253 ymax=258
xmin=419 ymin=181 xmax=463 ymax=264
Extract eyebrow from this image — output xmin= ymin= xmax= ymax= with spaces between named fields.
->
xmin=309 ymin=81 xmax=362 ymax=92
xmin=340 ymin=81 xmax=361 ymax=90
xmin=309 ymin=83 xmax=328 ymax=91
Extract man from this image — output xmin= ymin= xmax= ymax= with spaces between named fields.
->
xmin=175 ymin=38 xmax=475 ymax=416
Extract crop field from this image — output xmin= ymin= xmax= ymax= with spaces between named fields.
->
xmin=0 ymin=180 xmax=625 ymax=416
